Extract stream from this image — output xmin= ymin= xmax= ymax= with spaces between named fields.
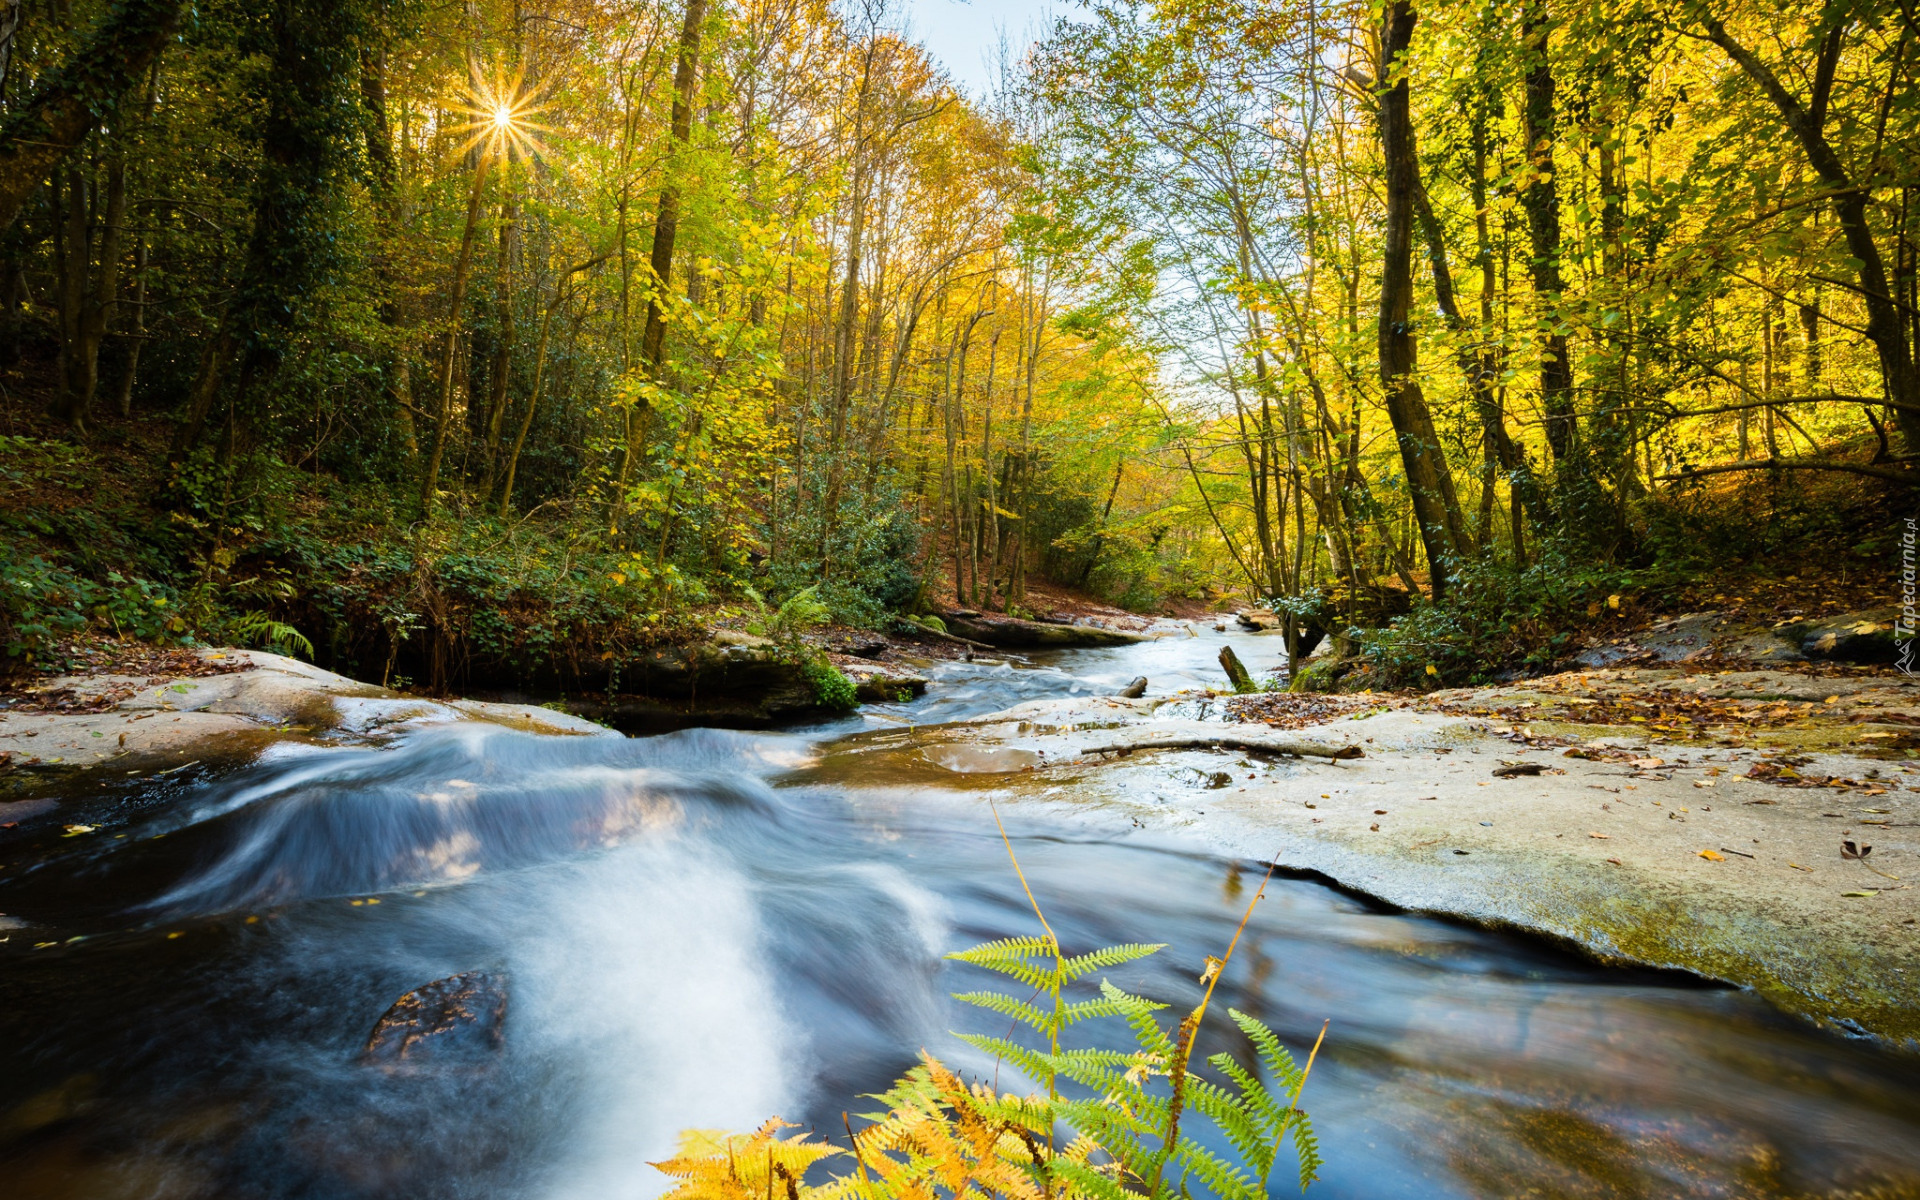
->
xmin=2 ymin=631 xmax=1917 ymax=1199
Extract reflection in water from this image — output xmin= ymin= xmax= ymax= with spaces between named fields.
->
xmin=0 ymin=637 xmax=1916 ymax=1200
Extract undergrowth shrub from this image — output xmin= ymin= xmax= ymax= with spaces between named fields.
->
xmin=1356 ymin=546 xmax=1675 ymax=688
xmin=657 ymin=820 xmax=1324 ymax=1200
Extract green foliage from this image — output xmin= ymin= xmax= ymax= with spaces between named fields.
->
xmin=802 ymin=656 xmax=857 ymax=711
xmin=1356 ymin=545 xmax=1669 ymax=687
xmin=763 ymin=480 xmax=923 ymax=628
xmin=1 ymin=556 xmax=97 ymax=669
xmin=0 ymin=556 xmax=183 ymax=671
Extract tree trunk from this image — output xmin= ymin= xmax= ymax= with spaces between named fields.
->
xmin=1520 ymin=0 xmax=1577 ymax=462
xmin=1376 ymin=0 xmax=1468 ymax=598
xmin=361 ymin=43 xmax=417 ymax=454
xmin=417 ymin=154 xmax=492 ymax=514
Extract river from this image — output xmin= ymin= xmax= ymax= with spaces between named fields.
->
xmin=2 ymin=632 xmax=1917 ymax=1199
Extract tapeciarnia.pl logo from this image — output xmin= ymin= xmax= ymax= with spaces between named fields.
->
xmin=1900 ymin=516 xmax=1917 ymax=677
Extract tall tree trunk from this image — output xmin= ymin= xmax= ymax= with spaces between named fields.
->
xmin=1520 ymin=0 xmax=1577 ymax=463
xmin=115 ymin=233 xmax=147 ymax=416
xmin=1376 ymin=0 xmax=1468 ymax=598
xmin=418 ymin=154 xmax=492 ymax=514
xmin=361 ymin=43 xmax=417 ymax=454
xmin=480 ymin=187 xmax=517 ymax=497
xmin=51 ymin=159 xmax=128 ymax=433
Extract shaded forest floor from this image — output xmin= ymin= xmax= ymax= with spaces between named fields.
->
xmin=2 ymin=375 xmax=1908 ymax=705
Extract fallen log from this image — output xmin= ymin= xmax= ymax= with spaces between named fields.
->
xmin=893 ymin=619 xmax=1004 ymax=653
xmin=1079 ymin=736 xmax=1363 ymax=761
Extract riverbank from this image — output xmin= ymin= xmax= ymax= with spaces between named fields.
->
xmin=0 ymin=647 xmax=616 ymax=785
xmin=836 ymin=662 xmax=1920 ymax=1045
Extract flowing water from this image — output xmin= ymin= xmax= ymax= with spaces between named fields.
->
xmin=2 ymin=631 xmax=1917 ymax=1199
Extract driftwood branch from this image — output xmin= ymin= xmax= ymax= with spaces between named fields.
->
xmin=1080 ymin=737 xmax=1363 ymax=761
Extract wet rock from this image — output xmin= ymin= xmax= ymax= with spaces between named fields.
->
xmin=1236 ymin=608 xmax=1281 ymax=631
xmin=1288 ymin=654 xmax=1353 ymax=694
xmin=852 ymin=673 xmax=928 ymax=703
xmin=1117 ymin=676 xmax=1148 ymax=698
xmin=361 ymin=970 xmax=507 ymax=1068
xmin=1792 ymin=608 xmax=1900 ymax=663
xmin=566 ymin=641 xmax=828 ymax=730
xmin=943 ymin=613 xmax=1145 ymax=648
xmin=829 ymin=638 xmax=890 ymax=660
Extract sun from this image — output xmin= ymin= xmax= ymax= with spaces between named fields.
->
xmin=454 ymin=64 xmax=550 ymax=161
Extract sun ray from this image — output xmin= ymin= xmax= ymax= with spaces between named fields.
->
xmin=450 ymin=62 xmax=552 ymax=162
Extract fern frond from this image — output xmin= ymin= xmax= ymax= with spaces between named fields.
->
xmin=952 ymin=990 xmax=1051 ymax=1034
xmin=651 ymin=1119 xmax=844 ymax=1200
xmin=1060 ymin=942 xmax=1164 ymax=981
xmin=1292 ymin=1117 xmax=1324 ymax=1191
xmin=1059 ymin=995 xmax=1135 ymax=1026
xmin=952 ymin=1032 xmax=1058 ymax=1084
xmin=947 ymin=937 xmax=1061 ymax=991
xmin=1173 ymin=1135 xmax=1262 ymax=1200
xmin=1228 ymin=1009 xmax=1305 ymax=1093
xmin=1049 ymin=1157 xmax=1135 ymax=1200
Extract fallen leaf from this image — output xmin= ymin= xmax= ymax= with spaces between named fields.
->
xmin=1606 ymin=857 xmax=1623 ymax=866
xmin=1698 ymin=849 xmax=1725 ymax=861
xmin=62 ymin=824 xmax=95 ymax=836
xmin=1841 ymin=890 xmax=1879 ymax=898
xmin=1589 ymin=832 xmax=1610 ymax=839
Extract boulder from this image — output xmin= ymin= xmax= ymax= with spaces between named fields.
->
xmin=1236 ymin=608 xmax=1281 ymax=631
xmin=942 ymin=613 xmax=1145 ymax=648
xmin=567 ymin=640 xmax=830 ymax=730
xmin=362 ymin=970 xmax=507 ymax=1067
xmin=1792 ymin=608 xmax=1901 ymax=664
xmin=851 ymin=673 xmax=928 ymax=703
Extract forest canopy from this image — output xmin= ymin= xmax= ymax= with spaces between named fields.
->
xmin=0 ymin=0 xmax=1910 ymax=688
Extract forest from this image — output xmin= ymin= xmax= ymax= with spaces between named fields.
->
xmin=0 ymin=0 xmax=1910 ymax=689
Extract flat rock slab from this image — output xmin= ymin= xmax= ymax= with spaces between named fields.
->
xmin=0 ymin=649 xmax=615 ymax=774
xmin=851 ymin=692 xmax=1920 ymax=1046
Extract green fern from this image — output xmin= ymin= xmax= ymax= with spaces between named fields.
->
xmin=228 ymin=610 xmax=315 ymax=660
xmin=947 ymin=901 xmax=1324 ymax=1196
xmin=661 ymin=834 xmax=1327 ymax=1200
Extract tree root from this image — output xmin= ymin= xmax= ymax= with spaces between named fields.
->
xmin=1079 ymin=737 xmax=1363 ymax=761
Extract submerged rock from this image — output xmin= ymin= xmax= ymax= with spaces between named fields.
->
xmin=361 ymin=970 xmax=507 ymax=1067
